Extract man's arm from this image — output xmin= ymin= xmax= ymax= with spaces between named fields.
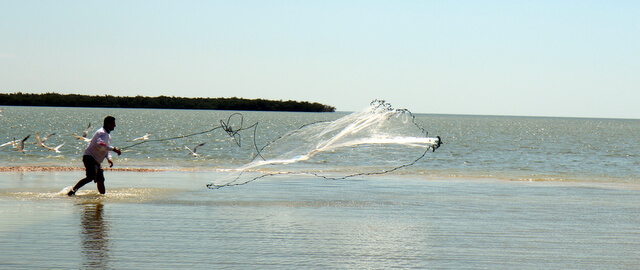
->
xmin=106 ymin=147 xmax=121 ymax=168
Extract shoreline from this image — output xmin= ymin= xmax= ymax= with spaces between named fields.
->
xmin=0 ymin=166 xmax=164 ymax=172
xmin=2 ymin=165 xmax=640 ymax=192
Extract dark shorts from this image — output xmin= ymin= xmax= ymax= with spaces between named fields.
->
xmin=82 ymin=155 xmax=105 ymax=183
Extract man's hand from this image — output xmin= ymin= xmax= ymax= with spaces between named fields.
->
xmin=108 ymin=159 xmax=114 ymax=168
xmin=113 ymin=147 xmax=122 ymax=156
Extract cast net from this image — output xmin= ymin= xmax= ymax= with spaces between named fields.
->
xmin=207 ymin=100 xmax=441 ymax=188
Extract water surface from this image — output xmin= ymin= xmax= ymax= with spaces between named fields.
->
xmin=1 ymin=106 xmax=639 ymax=269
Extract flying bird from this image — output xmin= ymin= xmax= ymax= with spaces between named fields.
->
xmin=73 ymin=123 xmax=92 ymax=142
xmin=35 ymin=133 xmax=65 ymax=153
xmin=0 ymin=139 xmax=21 ymax=149
xmin=82 ymin=123 xmax=91 ymax=137
xmin=72 ymin=134 xmax=91 ymax=142
xmin=14 ymin=134 xmax=30 ymax=154
xmin=128 ymin=133 xmax=151 ymax=142
xmin=43 ymin=142 xmax=65 ymax=153
xmin=34 ymin=132 xmax=56 ymax=145
xmin=41 ymin=133 xmax=56 ymax=142
xmin=185 ymin=143 xmax=206 ymax=157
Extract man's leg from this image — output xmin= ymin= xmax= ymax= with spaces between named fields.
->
xmin=69 ymin=178 xmax=93 ymax=196
xmin=68 ymin=156 xmax=98 ymax=196
xmin=96 ymin=169 xmax=106 ymax=194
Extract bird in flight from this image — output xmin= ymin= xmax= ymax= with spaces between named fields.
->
xmin=185 ymin=142 xmax=206 ymax=157
xmin=128 ymin=133 xmax=151 ymax=142
xmin=14 ymin=134 xmax=31 ymax=154
xmin=72 ymin=123 xmax=92 ymax=142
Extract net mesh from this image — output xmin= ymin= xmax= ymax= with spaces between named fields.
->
xmin=208 ymin=100 xmax=441 ymax=188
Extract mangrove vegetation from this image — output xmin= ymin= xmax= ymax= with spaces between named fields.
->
xmin=0 ymin=92 xmax=336 ymax=112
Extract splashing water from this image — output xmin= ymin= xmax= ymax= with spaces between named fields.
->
xmin=208 ymin=100 xmax=441 ymax=188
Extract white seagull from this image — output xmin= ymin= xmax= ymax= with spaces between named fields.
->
xmin=35 ymin=133 xmax=65 ymax=153
xmin=34 ymin=132 xmax=56 ymax=145
xmin=0 ymin=139 xmax=21 ymax=149
xmin=185 ymin=143 xmax=206 ymax=157
xmin=72 ymin=134 xmax=91 ymax=142
xmin=82 ymin=123 xmax=91 ymax=137
xmin=73 ymin=123 xmax=92 ymax=142
xmin=44 ymin=142 xmax=65 ymax=153
xmin=14 ymin=134 xmax=30 ymax=154
xmin=128 ymin=133 xmax=151 ymax=142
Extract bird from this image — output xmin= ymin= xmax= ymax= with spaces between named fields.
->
xmin=35 ymin=133 xmax=65 ymax=153
xmin=72 ymin=134 xmax=91 ymax=142
xmin=82 ymin=123 xmax=91 ymax=137
xmin=128 ymin=133 xmax=151 ymax=142
xmin=185 ymin=143 xmax=206 ymax=157
xmin=41 ymin=132 xmax=56 ymax=142
xmin=34 ymin=132 xmax=56 ymax=145
xmin=0 ymin=139 xmax=21 ymax=149
xmin=73 ymin=123 xmax=92 ymax=142
xmin=14 ymin=134 xmax=30 ymax=154
xmin=43 ymin=142 xmax=65 ymax=153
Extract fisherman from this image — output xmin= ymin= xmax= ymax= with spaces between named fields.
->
xmin=68 ymin=116 xmax=122 ymax=196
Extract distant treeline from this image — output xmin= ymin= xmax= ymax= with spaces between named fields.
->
xmin=0 ymin=92 xmax=336 ymax=112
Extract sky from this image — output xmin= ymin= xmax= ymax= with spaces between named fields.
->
xmin=1 ymin=1 xmax=639 ymax=118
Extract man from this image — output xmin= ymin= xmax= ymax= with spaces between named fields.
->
xmin=68 ymin=116 xmax=122 ymax=196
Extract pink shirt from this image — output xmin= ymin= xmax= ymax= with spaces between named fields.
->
xmin=83 ymin=127 xmax=115 ymax=163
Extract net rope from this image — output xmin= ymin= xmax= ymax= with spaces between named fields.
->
xmin=120 ymin=113 xmax=262 ymax=154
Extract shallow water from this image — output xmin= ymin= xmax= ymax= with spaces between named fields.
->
xmin=1 ymin=106 xmax=639 ymax=183
xmin=1 ymin=172 xmax=639 ymax=269
xmin=1 ymin=106 xmax=640 ymax=268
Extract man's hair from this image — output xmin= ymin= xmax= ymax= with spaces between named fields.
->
xmin=104 ymin=116 xmax=116 ymax=126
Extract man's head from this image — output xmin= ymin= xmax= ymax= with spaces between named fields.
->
xmin=104 ymin=116 xmax=116 ymax=132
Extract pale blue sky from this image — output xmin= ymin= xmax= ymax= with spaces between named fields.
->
xmin=1 ymin=1 xmax=639 ymax=118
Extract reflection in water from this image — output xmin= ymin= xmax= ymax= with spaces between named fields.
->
xmin=80 ymin=202 xmax=110 ymax=269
